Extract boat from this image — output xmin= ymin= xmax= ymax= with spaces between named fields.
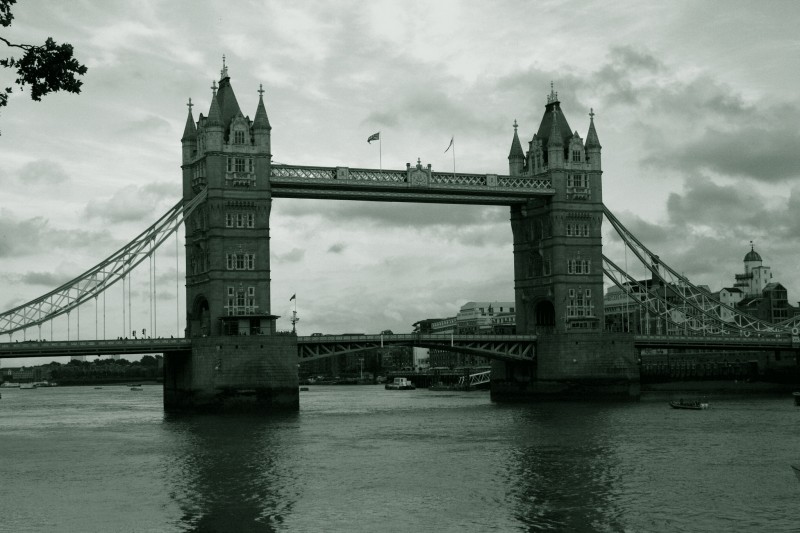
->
xmin=669 ymin=400 xmax=708 ymax=410
xmin=793 ymin=392 xmax=800 ymax=406
xmin=792 ymin=465 xmax=800 ymax=482
xmin=130 ymin=387 xmax=143 ymax=391
xmin=385 ymin=377 xmax=415 ymax=390
xmin=20 ymin=383 xmax=36 ymax=390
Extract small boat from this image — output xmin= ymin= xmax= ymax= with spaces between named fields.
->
xmin=791 ymin=465 xmax=800 ymax=482
xmin=385 ymin=377 xmax=415 ymax=390
xmin=130 ymin=387 xmax=143 ymax=391
xmin=793 ymin=392 xmax=800 ymax=406
xmin=669 ymin=400 xmax=708 ymax=410
xmin=20 ymin=383 xmax=36 ymax=390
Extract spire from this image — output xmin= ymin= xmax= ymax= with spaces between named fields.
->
xmin=206 ymin=82 xmax=223 ymax=127
xmin=586 ymin=107 xmax=601 ymax=149
xmin=508 ymin=119 xmax=524 ymax=160
xmin=220 ymin=54 xmax=229 ymax=80
xmin=181 ymin=98 xmax=197 ymax=141
xmin=546 ymin=81 xmax=558 ymax=105
xmin=253 ymin=83 xmax=271 ymax=130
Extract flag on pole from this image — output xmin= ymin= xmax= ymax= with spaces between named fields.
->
xmin=444 ymin=136 xmax=454 ymax=153
xmin=289 ymin=294 xmax=296 ymax=301
xmin=367 ymin=132 xmax=380 ymax=144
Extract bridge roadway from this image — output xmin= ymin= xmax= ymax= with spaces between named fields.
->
xmin=0 ymin=333 xmax=538 ymax=362
xmin=1 ymin=333 xmax=796 ymax=361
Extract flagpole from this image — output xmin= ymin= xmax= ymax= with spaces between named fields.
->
xmin=452 ymin=137 xmax=456 ymax=178
xmin=379 ymin=134 xmax=382 ymax=172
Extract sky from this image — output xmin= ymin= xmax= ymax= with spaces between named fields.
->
xmin=2 ymin=0 xmax=800 ymax=366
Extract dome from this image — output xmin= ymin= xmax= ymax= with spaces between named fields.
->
xmin=744 ymin=245 xmax=762 ymax=262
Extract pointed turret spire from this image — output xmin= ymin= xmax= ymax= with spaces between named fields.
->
xmin=253 ymin=84 xmax=271 ymax=131
xmin=181 ymin=98 xmax=197 ymax=141
xmin=220 ymin=54 xmax=229 ymax=80
xmin=206 ymin=82 xmax=223 ymax=127
xmin=586 ymin=108 xmax=601 ymax=149
xmin=508 ymin=119 xmax=524 ymax=159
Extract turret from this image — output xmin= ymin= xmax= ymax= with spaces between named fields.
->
xmin=181 ymin=98 xmax=197 ymax=165
xmin=585 ymin=108 xmax=601 ymax=171
xmin=204 ymin=81 xmax=224 ymax=151
xmin=253 ymin=84 xmax=271 ymax=154
xmin=508 ymin=119 xmax=524 ymax=176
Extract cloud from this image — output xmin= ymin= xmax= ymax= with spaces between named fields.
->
xmin=274 ymin=248 xmax=305 ymax=263
xmin=84 ymin=182 xmax=179 ymax=223
xmin=327 ymin=243 xmax=346 ymax=254
xmin=0 ymin=209 xmax=119 ymax=258
xmin=17 ymin=160 xmax=71 ymax=185
xmin=19 ymin=271 xmax=75 ymax=287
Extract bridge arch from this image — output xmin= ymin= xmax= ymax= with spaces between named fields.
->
xmin=534 ymin=299 xmax=555 ymax=328
xmin=189 ymin=294 xmax=210 ymax=337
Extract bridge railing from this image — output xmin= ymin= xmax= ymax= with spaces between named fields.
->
xmin=270 ymin=164 xmax=553 ymax=193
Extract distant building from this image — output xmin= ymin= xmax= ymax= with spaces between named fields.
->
xmin=605 ymin=243 xmax=798 ymax=330
xmin=414 ymin=300 xmax=516 ymax=368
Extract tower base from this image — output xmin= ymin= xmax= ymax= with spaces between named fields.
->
xmin=490 ymin=332 xmax=640 ymax=401
xmin=164 ymin=335 xmax=299 ymax=412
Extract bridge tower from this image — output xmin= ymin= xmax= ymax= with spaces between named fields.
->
xmin=495 ymin=85 xmax=638 ymax=399
xmin=165 ymin=62 xmax=298 ymax=411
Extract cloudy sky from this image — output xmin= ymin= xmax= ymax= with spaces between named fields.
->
xmin=2 ymin=0 xmax=800 ymax=363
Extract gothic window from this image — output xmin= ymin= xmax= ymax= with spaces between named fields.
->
xmin=572 ymin=150 xmax=581 ymax=162
xmin=226 ymin=213 xmax=233 ymax=227
xmin=235 ymin=158 xmax=246 ymax=173
xmin=234 ymin=130 xmax=245 ymax=144
xmin=247 ymin=213 xmax=255 ymax=228
xmin=582 ymin=224 xmax=589 ymax=237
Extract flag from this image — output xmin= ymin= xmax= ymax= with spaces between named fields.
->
xmin=289 ymin=294 xmax=296 ymax=301
xmin=367 ymin=132 xmax=380 ymax=144
xmin=444 ymin=136 xmax=454 ymax=153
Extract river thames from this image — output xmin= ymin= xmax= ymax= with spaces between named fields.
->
xmin=1 ymin=384 xmax=798 ymax=532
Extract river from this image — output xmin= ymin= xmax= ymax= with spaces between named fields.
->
xmin=1 ymin=385 xmax=797 ymax=532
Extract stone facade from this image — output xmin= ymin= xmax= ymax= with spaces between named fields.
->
xmin=167 ymin=63 xmax=298 ymax=411
xmin=496 ymin=87 xmax=639 ymax=398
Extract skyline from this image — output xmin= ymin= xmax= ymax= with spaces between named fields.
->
xmin=2 ymin=1 xmax=800 ymax=367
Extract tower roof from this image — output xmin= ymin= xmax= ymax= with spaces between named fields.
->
xmin=744 ymin=242 xmax=762 ymax=262
xmin=534 ymin=84 xmax=573 ymax=151
xmin=181 ymin=99 xmax=197 ymax=142
xmin=253 ymin=84 xmax=271 ymax=131
xmin=508 ymin=119 xmax=524 ymax=159
xmin=216 ymin=74 xmax=243 ymax=135
xmin=206 ymin=86 xmax=223 ymax=128
xmin=586 ymin=108 xmax=601 ymax=149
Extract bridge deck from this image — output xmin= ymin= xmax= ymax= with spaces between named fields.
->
xmin=269 ymin=164 xmax=554 ymax=204
xmin=0 ymin=338 xmax=192 ymax=358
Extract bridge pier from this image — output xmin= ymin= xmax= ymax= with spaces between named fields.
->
xmin=163 ymin=336 xmax=298 ymax=412
xmin=490 ymin=332 xmax=640 ymax=400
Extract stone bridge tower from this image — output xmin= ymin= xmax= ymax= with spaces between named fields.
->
xmin=166 ymin=62 xmax=298 ymax=411
xmin=510 ymin=85 xmax=604 ymax=335
xmin=498 ymin=85 xmax=638 ymax=399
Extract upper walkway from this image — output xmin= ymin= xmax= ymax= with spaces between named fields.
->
xmin=269 ymin=163 xmax=554 ymax=204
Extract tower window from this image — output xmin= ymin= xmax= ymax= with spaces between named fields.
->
xmin=572 ymin=150 xmax=581 ymax=162
xmin=234 ymin=130 xmax=245 ymax=144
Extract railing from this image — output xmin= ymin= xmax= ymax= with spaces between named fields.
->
xmin=270 ymin=164 xmax=553 ymax=192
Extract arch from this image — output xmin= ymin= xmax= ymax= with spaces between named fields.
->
xmin=534 ymin=300 xmax=555 ymax=327
xmin=190 ymin=294 xmax=211 ymax=337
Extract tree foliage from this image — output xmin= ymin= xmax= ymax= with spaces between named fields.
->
xmin=0 ymin=0 xmax=87 ymax=132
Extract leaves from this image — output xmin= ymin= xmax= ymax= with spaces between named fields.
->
xmin=12 ymin=37 xmax=87 ymax=101
xmin=0 ymin=0 xmax=87 ymax=134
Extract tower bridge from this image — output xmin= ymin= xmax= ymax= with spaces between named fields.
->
xmin=1 ymin=63 xmax=798 ymax=411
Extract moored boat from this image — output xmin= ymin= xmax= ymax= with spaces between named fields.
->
xmin=669 ymin=400 xmax=708 ymax=410
xmin=20 ymin=383 xmax=36 ymax=390
xmin=130 ymin=387 xmax=143 ymax=391
xmin=385 ymin=377 xmax=415 ymax=390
